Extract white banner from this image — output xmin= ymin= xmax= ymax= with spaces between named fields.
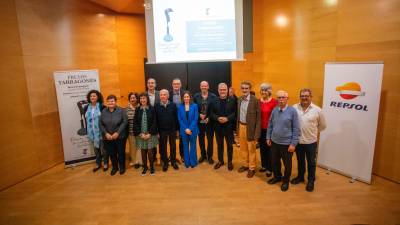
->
xmin=54 ymin=70 xmax=100 ymax=167
xmin=318 ymin=62 xmax=383 ymax=184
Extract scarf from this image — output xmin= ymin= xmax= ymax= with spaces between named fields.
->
xmin=85 ymin=103 xmax=101 ymax=148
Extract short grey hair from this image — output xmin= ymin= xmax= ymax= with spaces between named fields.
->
xmin=276 ymin=90 xmax=289 ymax=97
xmin=159 ymin=89 xmax=169 ymax=97
xmin=260 ymin=83 xmax=272 ymax=91
xmin=218 ymin=83 xmax=228 ymax=89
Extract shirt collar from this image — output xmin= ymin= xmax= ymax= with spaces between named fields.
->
xmin=297 ymin=102 xmax=313 ymax=112
xmin=279 ymin=105 xmax=288 ymax=112
xmin=242 ymin=94 xmax=250 ymax=101
xmin=161 ymin=101 xmax=169 ymax=107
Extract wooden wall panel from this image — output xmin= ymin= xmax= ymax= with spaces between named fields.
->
xmin=116 ymin=14 xmax=146 ymax=106
xmin=232 ymin=0 xmax=400 ymax=182
xmin=0 ymin=0 xmax=147 ymax=189
xmin=335 ymin=0 xmax=400 ymax=182
xmin=0 ymin=0 xmax=41 ymax=190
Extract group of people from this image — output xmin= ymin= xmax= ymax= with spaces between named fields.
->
xmin=84 ymin=78 xmax=326 ymax=192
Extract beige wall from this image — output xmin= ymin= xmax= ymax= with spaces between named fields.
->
xmin=0 ymin=0 xmax=146 ymax=190
xmin=232 ymin=0 xmax=400 ymax=182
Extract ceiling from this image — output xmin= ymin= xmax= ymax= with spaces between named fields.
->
xmin=90 ymin=0 xmax=145 ymax=14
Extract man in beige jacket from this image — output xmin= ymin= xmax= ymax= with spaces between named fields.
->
xmin=237 ymin=81 xmax=261 ymax=178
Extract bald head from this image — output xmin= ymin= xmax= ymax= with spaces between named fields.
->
xmin=200 ymin=81 xmax=209 ymax=94
xmin=276 ymin=90 xmax=289 ymax=108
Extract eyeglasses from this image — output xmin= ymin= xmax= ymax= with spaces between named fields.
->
xmin=300 ymin=95 xmax=311 ymax=98
xmin=277 ymin=96 xmax=287 ymax=99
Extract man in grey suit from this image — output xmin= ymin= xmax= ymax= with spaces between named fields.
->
xmin=147 ymin=78 xmax=160 ymax=107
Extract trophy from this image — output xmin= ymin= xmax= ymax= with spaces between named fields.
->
xmin=163 ymin=8 xmax=174 ymax=42
xmin=77 ymin=100 xmax=88 ymax=136
xmin=200 ymin=102 xmax=207 ymax=124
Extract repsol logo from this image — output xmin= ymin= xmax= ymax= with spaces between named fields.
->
xmin=330 ymin=101 xmax=368 ymax=111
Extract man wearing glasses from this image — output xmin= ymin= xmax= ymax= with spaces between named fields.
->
xmin=266 ymin=90 xmax=300 ymax=192
xmin=291 ymin=89 xmax=326 ymax=192
xmin=237 ymin=81 xmax=261 ymax=178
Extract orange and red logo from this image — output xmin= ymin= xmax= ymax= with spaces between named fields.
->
xmin=335 ymin=82 xmax=365 ymax=100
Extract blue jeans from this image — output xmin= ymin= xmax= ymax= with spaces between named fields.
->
xmin=181 ymin=133 xmax=198 ymax=167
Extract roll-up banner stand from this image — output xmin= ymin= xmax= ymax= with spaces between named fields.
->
xmin=54 ymin=69 xmax=100 ymax=167
xmin=318 ymin=62 xmax=383 ymax=184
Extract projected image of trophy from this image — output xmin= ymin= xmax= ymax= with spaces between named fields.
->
xmin=163 ymin=8 xmax=173 ymax=42
xmin=200 ymin=102 xmax=207 ymax=124
xmin=76 ymin=100 xmax=88 ymax=136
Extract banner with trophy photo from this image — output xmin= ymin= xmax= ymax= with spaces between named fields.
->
xmin=54 ymin=69 xmax=100 ymax=167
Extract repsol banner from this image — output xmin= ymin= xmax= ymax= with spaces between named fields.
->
xmin=318 ymin=62 xmax=383 ymax=184
xmin=54 ymin=69 xmax=100 ymax=167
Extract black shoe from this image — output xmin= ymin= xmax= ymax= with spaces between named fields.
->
xmin=141 ymin=168 xmax=148 ymax=176
xmin=110 ymin=169 xmax=118 ymax=176
xmin=199 ymin=156 xmax=206 ymax=163
xmin=214 ymin=162 xmax=223 ymax=170
xmin=266 ymin=171 xmax=272 ymax=177
xmin=134 ymin=164 xmax=141 ymax=169
xmin=238 ymin=166 xmax=249 ymax=173
xmin=150 ymin=168 xmax=155 ymax=175
xmin=119 ymin=169 xmax=125 ymax=175
xmin=259 ymin=167 xmax=267 ymax=173
xmin=247 ymin=170 xmax=256 ymax=178
xmin=92 ymin=166 xmax=101 ymax=172
xmin=281 ymin=182 xmax=289 ymax=192
xmin=267 ymin=177 xmax=281 ymax=184
xmin=208 ymin=158 xmax=214 ymax=165
xmin=172 ymin=163 xmax=179 ymax=170
xmin=290 ymin=177 xmax=305 ymax=185
xmin=103 ymin=166 xmax=109 ymax=172
xmin=306 ymin=182 xmax=314 ymax=192
xmin=162 ymin=165 xmax=168 ymax=172
xmin=228 ymin=162 xmax=234 ymax=171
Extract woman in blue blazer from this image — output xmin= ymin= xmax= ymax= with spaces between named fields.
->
xmin=178 ymin=91 xmax=199 ymax=168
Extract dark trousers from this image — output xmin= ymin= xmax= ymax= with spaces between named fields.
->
xmin=103 ymin=138 xmax=126 ymax=171
xmin=198 ymin=122 xmax=214 ymax=160
xmin=159 ymin=130 xmax=177 ymax=165
xmin=179 ymin=137 xmax=184 ymax=160
xmin=271 ymin=142 xmax=293 ymax=183
xmin=259 ymin=129 xmax=272 ymax=171
xmin=295 ymin=142 xmax=317 ymax=182
xmin=142 ymin=148 xmax=155 ymax=170
xmin=215 ymin=126 xmax=233 ymax=164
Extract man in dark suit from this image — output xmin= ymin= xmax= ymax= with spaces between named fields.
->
xmin=169 ymin=78 xmax=185 ymax=162
xmin=193 ymin=81 xmax=217 ymax=165
xmin=237 ymin=81 xmax=261 ymax=178
xmin=209 ymin=83 xmax=237 ymax=171
xmin=154 ymin=89 xmax=179 ymax=171
xmin=147 ymin=78 xmax=160 ymax=163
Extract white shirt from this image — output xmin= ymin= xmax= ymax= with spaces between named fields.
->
xmin=148 ymin=91 xmax=156 ymax=106
xmin=239 ymin=94 xmax=250 ymax=123
xmin=293 ymin=103 xmax=326 ymax=144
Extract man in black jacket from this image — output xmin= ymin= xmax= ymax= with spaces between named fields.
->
xmin=155 ymin=89 xmax=180 ymax=171
xmin=169 ymin=78 xmax=185 ymax=163
xmin=193 ymin=81 xmax=217 ymax=164
xmin=209 ymin=83 xmax=237 ymax=171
